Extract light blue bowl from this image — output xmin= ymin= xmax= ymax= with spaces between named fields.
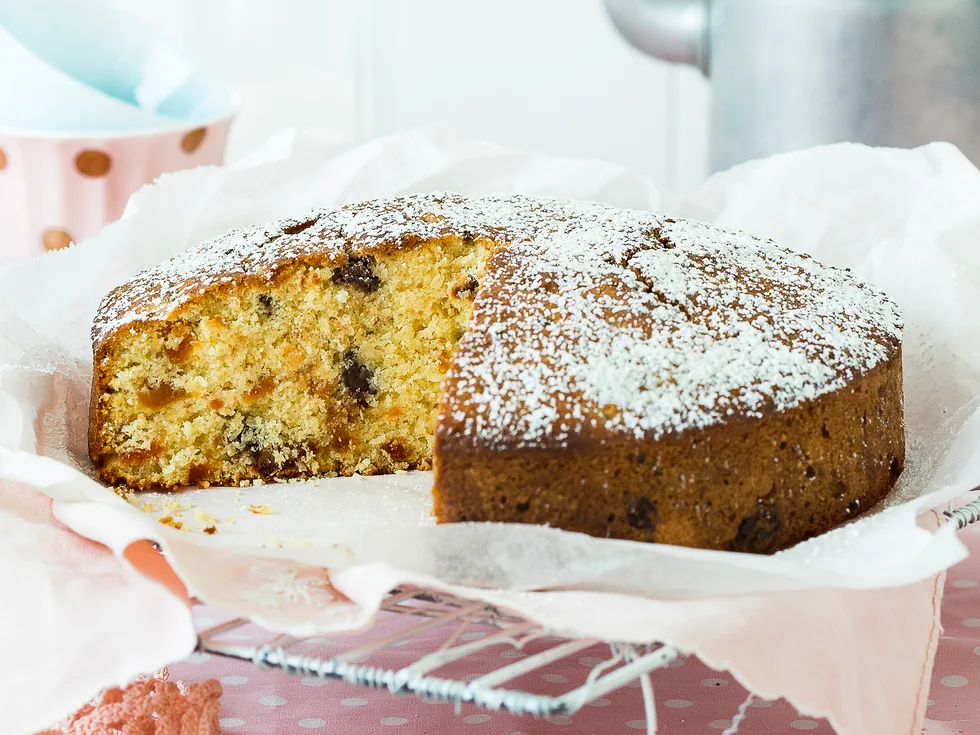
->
xmin=0 ymin=0 xmax=235 ymax=133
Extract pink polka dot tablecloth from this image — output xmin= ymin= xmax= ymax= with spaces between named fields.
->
xmin=170 ymin=525 xmax=980 ymax=735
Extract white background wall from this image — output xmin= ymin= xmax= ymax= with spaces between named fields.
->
xmin=111 ymin=0 xmax=711 ymax=194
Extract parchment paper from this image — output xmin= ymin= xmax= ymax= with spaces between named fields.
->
xmin=2 ymin=129 xmax=978 ymax=735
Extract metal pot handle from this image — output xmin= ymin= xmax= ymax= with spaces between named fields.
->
xmin=604 ymin=0 xmax=710 ymax=75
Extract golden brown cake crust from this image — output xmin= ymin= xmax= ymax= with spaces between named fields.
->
xmin=434 ymin=352 xmax=904 ymax=553
xmin=90 ymin=193 xmax=904 ymax=552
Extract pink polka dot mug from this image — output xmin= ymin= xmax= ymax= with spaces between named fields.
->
xmin=0 ymin=120 xmax=232 ymax=260
xmin=0 ymin=0 xmax=235 ymax=261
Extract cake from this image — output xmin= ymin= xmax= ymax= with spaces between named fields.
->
xmin=89 ymin=193 xmax=905 ymax=553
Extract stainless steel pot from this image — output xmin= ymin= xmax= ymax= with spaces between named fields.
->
xmin=605 ymin=0 xmax=980 ymax=172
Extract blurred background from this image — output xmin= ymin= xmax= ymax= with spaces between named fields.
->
xmin=107 ymin=0 xmax=712 ymax=194
xmin=6 ymin=0 xmax=980 ymax=258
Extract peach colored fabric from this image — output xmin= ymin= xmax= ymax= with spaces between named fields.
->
xmin=123 ymin=542 xmax=191 ymax=605
xmin=39 ymin=669 xmax=221 ymax=735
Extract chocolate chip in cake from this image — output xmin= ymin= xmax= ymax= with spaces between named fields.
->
xmin=451 ymin=274 xmax=480 ymax=299
xmin=331 ymin=256 xmax=381 ymax=293
xmin=728 ymin=504 xmax=782 ymax=553
xmin=625 ymin=494 xmax=658 ymax=531
xmin=257 ymin=294 xmax=276 ymax=318
xmin=341 ymin=351 xmax=377 ymax=406
xmin=224 ymin=414 xmax=265 ymax=454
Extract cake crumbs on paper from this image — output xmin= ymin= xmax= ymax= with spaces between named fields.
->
xmin=164 ymin=500 xmax=191 ymax=514
xmin=393 ymin=469 xmax=408 ymax=475
xmin=158 ymin=516 xmax=183 ymax=530
xmin=203 ymin=525 xmax=217 ymax=535
xmin=194 ymin=507 xmax=217 ymax=525
xmin=249 ymin=504 xmax=274 ymax=515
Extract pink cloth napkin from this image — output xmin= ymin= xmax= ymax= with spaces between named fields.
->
xmin=0 ymin=482 xmax=196 ymax=735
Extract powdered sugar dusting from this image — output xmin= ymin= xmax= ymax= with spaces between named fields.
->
xmin=93 ymin=192 xmax=902 ymax=445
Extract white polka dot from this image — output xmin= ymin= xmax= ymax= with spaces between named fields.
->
xmin=928 ymin=699 xmax=935 ymax=706
xmin=709 ymin=720 xmax=733 ymax=729
xmin=541 ymin=673 xmax=569 ymax=684
xmin=701 ymin=677 xmax=728 ymax=687
xmin=219 ymin=719 xmax=245 ymax=727
xmin=299 ymin=719 xmax=327 ymax=729
xmin=749 ymin=698 xmax=775 ymax=708
xmin=184 ymin=652 xmax=211 ymax=664
xmin=664 ymin=699 xmax=692 ymax=708
xmin=500 ymin=649 xmax=525 ymax=659
xmin=301 ymin=676 xmax=329 ymax=687
xmin=380 ymin=717 xmax=409 ymax=726
xmin=220 ymin=676 xmax=248 ymax=686
xmin=941 ymin=675 xmax=969 ymax=688
xmin=626 ymin=721 xmax=648 ymax=730
xmin=463 ymin=714 xmax=492 ymax=724
xmin=341 ymin=697 xmax=368 ymax=707
xmin=545 ymin=715 xmax=572 ymax=726
xmin=579 ymin=656 xmax=604 ymax=667
xmin=461 ymin=632 xmax=487 ymax=641
xmin=975 ymin=646 xmax=980 ymax=657
xmin=962 ymin=619 xmax=980 ymax=627
xmin=194 ymin=617 xmax=216 ymax=628
xmin=259 ymin=695 xmax=288 ymax=707
xmin=952 ymin=579 xmax=979 ymax=588
xmin=586 ymin=697 xmax=612 ymax=707
xmin=791 ymin=720 xmax=820 ymax=730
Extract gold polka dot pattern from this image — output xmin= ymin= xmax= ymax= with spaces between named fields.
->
xmin=181 ymin=127 xmax=207 ymax=154
xmin=75 ymin=150 xmax=112 ymax=177
xmin=43 ymin=228 xmax=73 ymax=251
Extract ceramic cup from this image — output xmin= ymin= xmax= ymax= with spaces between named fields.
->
xmin=0 ymin=0 xmax=236 ymax=260
xmin=0 ymin=121 xmax=232 ymax=258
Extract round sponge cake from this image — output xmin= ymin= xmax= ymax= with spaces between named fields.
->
xmin=89 ymin=193 xmax=904 ymax=552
